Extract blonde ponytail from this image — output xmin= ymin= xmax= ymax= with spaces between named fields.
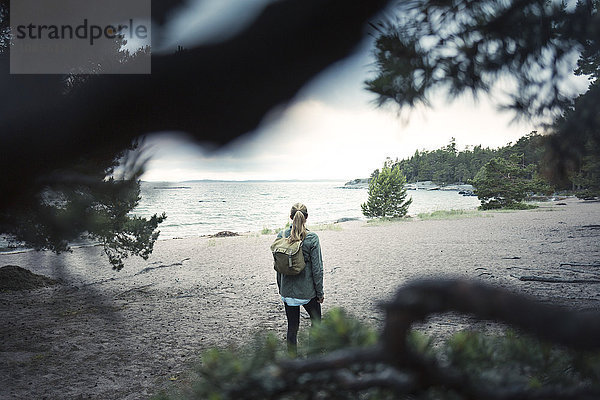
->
xmin=288 ymin=203 xmax=308 ymax=243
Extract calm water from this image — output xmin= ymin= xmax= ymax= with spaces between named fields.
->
xmin=134 ymin=181 xmax=480 ymax=239
xmin=0 ymin=181 xmax=480 ymax=251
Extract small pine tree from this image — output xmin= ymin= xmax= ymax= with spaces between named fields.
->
xmin=361 ymin=163 xmax=412 ymax=218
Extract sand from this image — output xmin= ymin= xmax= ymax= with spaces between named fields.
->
xmin=1 ymin=198 xmax=599 ymax=399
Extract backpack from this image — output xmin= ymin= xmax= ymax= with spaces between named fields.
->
xmin=271 ymin=232 xmax=306 ymax=275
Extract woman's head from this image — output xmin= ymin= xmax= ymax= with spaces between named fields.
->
xmin=290 ymin=203 xmax=308 ymax=220
xmin=289 ymin=203 xmax=308 ymax=242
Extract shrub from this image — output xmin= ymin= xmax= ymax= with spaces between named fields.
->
xmin=472 ymin=155 xmax=552 ymax=210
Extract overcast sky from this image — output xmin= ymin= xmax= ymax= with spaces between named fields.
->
xmin=139 ymin=1 xmax=580 ymax=182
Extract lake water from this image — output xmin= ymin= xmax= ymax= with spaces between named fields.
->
xmin=0 ymin=181 xmax=480 ymax=252
xmin=134 ymin=181 xmax=481 ymax=239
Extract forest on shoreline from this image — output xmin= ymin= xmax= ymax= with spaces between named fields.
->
xmin=364 ymin=131 xmax=599 ymax=197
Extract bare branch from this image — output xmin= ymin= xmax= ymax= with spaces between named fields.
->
xmin=382 ymin=279 xmax=600 ymax=353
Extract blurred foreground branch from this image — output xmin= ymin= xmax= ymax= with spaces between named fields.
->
xmin=0 ymin=0 xmax=390 ymax=212
xmin=260 ymin=279 xmax=600 ymax=399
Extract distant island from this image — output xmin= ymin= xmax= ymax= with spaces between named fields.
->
xmin=342 ymin=178 xmax=370 ymax=189
xmin=343 ymin=178 xmax=475 ymax=194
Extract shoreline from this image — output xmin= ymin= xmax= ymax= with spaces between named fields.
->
xmin=9 ymin=185 xmax=560 ymax=253
xmin=0 ymin=198 xmax=583 ymax=279
xmin=1 ymin=197 xmax=599 ymax=399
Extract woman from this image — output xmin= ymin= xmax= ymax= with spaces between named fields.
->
xmin=276 ymin=203 xmax=324 ymax=355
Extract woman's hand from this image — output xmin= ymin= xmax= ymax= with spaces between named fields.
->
xmin=317 ymin=296 xmax=324 ymax=304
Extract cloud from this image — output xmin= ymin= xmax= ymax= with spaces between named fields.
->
xmin=158 ymin=0 xmax=273 ymax=50
xmin=141 ymin=92 xmax=534 ymax=182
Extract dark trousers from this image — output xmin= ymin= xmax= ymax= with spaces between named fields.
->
xmin=284 ymin=297 xmax=321 ymax=352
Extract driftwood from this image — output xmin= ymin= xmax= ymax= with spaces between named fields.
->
xmin=255 ymin=279 xmax=600 ymax=399
xmin=209 ymin=231 xmax=240 ymax=238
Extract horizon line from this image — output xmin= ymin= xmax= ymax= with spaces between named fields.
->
xmin=141 ymin=178 xmax=355 ymax=183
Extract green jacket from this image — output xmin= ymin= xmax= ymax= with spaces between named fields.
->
xmin=276 ymin=228 xmax=324 ymax=300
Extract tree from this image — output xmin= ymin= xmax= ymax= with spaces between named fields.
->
xmin=361 ymin=163 xmax=412 ymax=218
xmin=0 ymin=20 xmax=164 ymax=270
xmin=367 ymin=0 xmax=596 ymax=117
xmin=472 ymin=155 xmax=552 ymax=210
xmin=366 ymin=0 xmax=600 ymax=183
xmin=0 ymin=142 xmax=166 ymax=270
xmin=572 ymin=138 xmax=600 ymax=198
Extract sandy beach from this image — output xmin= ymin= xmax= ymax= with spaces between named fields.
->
xmin=1 ymin=198 xmax=600 ymax=399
